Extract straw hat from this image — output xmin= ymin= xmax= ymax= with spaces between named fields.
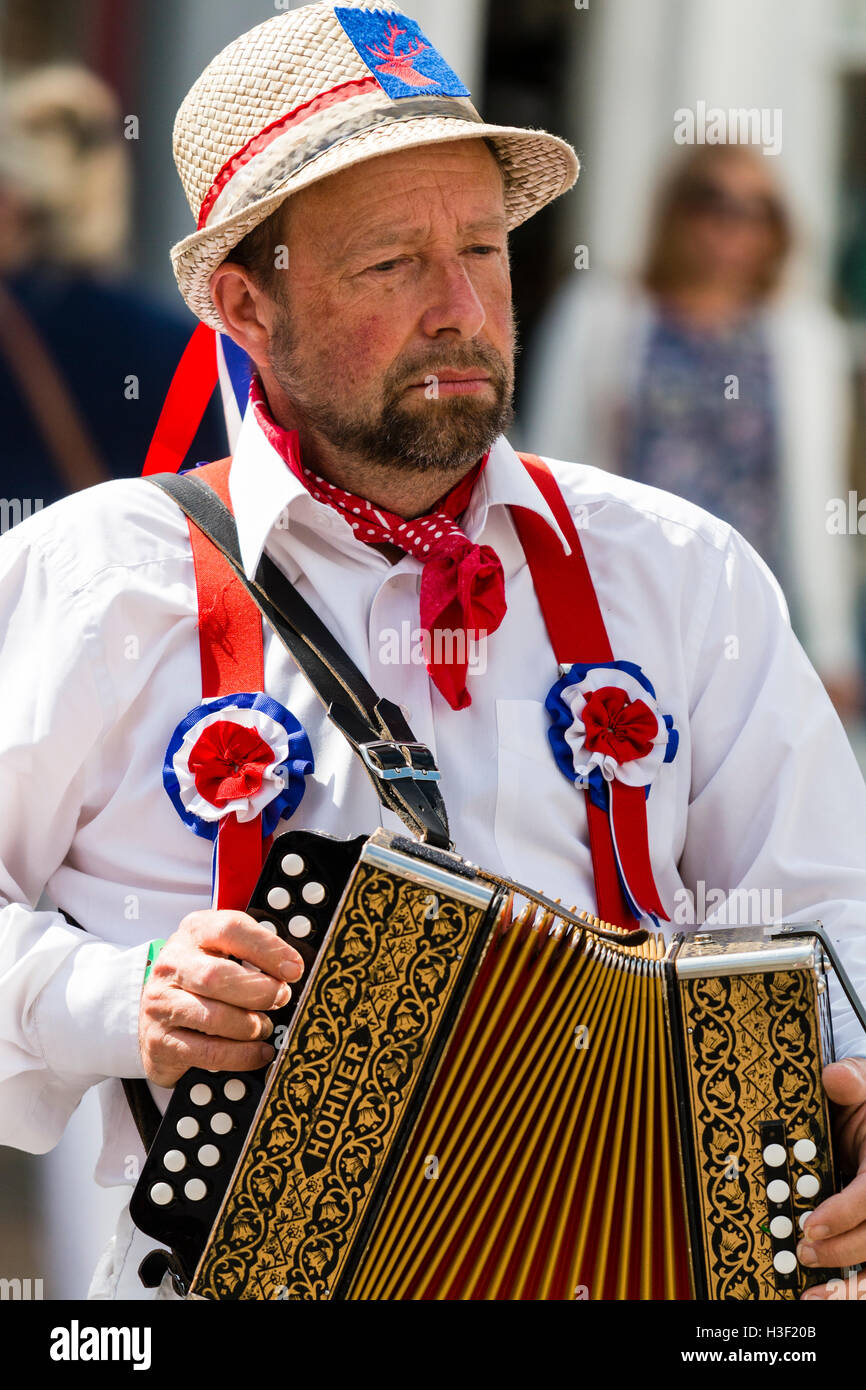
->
xmin=171 ymin=0 xmax=579 ymax=330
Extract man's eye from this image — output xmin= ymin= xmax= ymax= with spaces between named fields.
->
xmin=370 ymin=257 xmax=406 ymax=273
xmin=467 ymin=245 xmax=498 ymax=256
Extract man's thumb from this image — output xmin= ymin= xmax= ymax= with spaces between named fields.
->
xmin=823 ymin=1057 xmax=866 ymax=1107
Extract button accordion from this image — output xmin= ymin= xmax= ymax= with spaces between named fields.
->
xmin=131 ymin=826 xmax=849 ymax=1300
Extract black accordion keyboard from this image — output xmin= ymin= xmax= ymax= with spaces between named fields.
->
xmin=130 ymin=829 xmax=366 ymax=1285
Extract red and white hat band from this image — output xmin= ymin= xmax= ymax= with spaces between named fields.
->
xmin=199 ymin=82 xmax=483 ymax=230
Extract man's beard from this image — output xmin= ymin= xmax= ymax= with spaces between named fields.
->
xmin=267 ymin=299 xmax=517 ymax=477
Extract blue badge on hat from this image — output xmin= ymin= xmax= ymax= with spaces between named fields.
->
xmin=334 ymin=8 xmax=470 ymax=100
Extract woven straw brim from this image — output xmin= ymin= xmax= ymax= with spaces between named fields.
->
xmin=171 ymin=117 xmax=578 ymax=331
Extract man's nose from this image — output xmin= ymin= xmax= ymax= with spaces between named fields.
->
xmin=419 ymin=256 xmax=486 ymax=339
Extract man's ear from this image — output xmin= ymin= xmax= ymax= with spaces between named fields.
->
xmin=209 ymin=263 xmax=273 ymax=366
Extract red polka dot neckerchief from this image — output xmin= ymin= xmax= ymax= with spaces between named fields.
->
xmin=250 ymin=376 xmax=506 ymax=710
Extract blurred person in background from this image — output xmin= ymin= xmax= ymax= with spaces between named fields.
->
xmin=0 ymin=62 xmax=226 ymax=1298
xmin=0 ymin=63 xmax=223 ymax=510
xmin=522 ymin=142 xmax=862 ymax=721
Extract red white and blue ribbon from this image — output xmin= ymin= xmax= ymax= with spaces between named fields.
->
xmin=546 ymin=660 xmax=678 ymax=923
xmin=164 ymin=692 xmax=313 ymax=906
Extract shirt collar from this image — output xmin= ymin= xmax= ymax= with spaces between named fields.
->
xmin=228 ymin=400 xmax=571 ymax=580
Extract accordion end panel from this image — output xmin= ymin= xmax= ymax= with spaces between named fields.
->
xmin=671 ymin=930 xmax=840 ymax=1301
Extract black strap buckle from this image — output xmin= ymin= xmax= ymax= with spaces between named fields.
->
xmin=359 ymin=740 xmax=442 ymax=783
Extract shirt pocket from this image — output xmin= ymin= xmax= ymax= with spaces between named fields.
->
xmin=493 ymin=698 xmax=595 ymax=910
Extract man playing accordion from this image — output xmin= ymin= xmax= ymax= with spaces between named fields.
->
xmin=0 ymin=1 xmax=864 ymax=1301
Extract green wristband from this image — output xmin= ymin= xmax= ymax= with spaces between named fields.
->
xmin=143 ymin=939 xmax=167 ymax=986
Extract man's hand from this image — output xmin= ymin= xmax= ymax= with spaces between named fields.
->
xmin=799 ymin=1057 xmax=866 ymax=1299
xmin=139 ymin=909 xmax=304 ymax=1088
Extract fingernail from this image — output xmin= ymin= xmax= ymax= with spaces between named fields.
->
xmin=801 ymin=1290 xmax=822 ymax=1300
xmin=281 ymin=959 xmax=302 ymax=981
xmin=260 ymin=1043 xmax=276 ymax=1063
xmin=260 ymin=1015 xmax=274 ymax=1039
xmin=797 ymin=1242 xmax=817 ymax=1266
xmin=803 ymin=1222 xmax=829 ymax=1240
xmin=275 ymin=982 xmax=291 ymax=1006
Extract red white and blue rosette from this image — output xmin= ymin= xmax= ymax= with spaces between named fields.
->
xmin=164 ymin=692 xmax=314 ymax=906
xmin=546 ymin=661 xmax=678 ymax=923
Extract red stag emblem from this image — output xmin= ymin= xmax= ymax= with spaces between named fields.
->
xmin=365 ymin=20 xmax=435 ymax=87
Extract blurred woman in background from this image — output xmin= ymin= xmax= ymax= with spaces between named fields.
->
xmin=522 ymin=143 xmax=861 ymax=719
xmin=0 ymin=63 xmax=223 ymax=507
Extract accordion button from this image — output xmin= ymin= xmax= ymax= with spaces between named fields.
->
xmin=288 ymin=915 xmax=313 ymax=939
xmin=796 ymin=1173 xmax=820 ymax=1199
xmin=302 ymin=881 xmax=326 ymax=905
xmin=198 ymin=1144 xmax=221 ymax=1168
xmin=210 ymin=1112 xmax=233 ymax=1135
xmin=762 ymin=1143 xmax=786 ymax=1168
xmin=190 ymin=1083 xmax=212 ymax=1107
xmin=184 ymin=1178 xmax=207 ymax=1202
xmin=767 ymin=1179 xmax=790 ymax=1203
xmin=176 ymin=1116 xmax=199 ymax=1140
xmin=268 ymin=887 xmax=291 ymax=911
xmin=773 ymin=1250 xmax=797 ymax=1275
xmin=149 ymin=1182 xmax=174 ymax=1206
xmin=281 ymin=854 xmax=305 ymax=877
xmin=793 ymin=1139 xmax=817 ymax=1163
xmin=770 ymin=1215 xmax=793 ymax=1239
xmin=163 ymin=1149 xmax=186 ymax=1174
xmin=224 ymin=1078 xmax=246 ymax=1102
xmin=798 ymin=1210 xmax=814 ymax=1231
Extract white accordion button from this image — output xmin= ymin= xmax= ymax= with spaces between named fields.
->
xmin=150 ymin=1182 xmax=174 ymax=1206
xmin=176 ymin=1116 xmax=199 ymax=1140
xmin=769 ymin=1215 xmax=793 ymax=1239
xmin=197 ymin=1144 xmax=220 ymax=1168
xmin=762 ymin=1143 xmax=786 ymax=1168
xmin=799 ymin=1210 xmax=814 ymax=1231
xmin=302 ymin=881 xmax=326 ymax=905
xmin=210 ymin=1112 xmax=233 ymax=1135
xmin=773 ymin=1250 xmax=797 ymax=1275
xmin=163 ymin=1149 xmax=186 ymax=1174
xmin=793 ymin=1139 xmax=817 ymax=1163
xmin=184 ymin=1178 xmax=207 ymax=1202
xmin=189 ymin=1083 xmax=212 ymax=1107
xmin=267 ymin=886 xmax=291 ymax=911
xmin=224 ymin=1078 xmax=246 ymax=1102
xmin=288 ymin=915 xmax=313 ymax=939
xmin=767 ymin=1179 xmax=790 ymax=1203
xmin=796 ymin=1173 xmax=821 ymax=1199
xmin=281 ymin=853 xmax=305 ymax=877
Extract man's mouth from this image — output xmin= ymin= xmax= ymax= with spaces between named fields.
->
xmin=405 ymin=368 xmax=493 ymax=397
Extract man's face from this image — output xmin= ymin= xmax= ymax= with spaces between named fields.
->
xmin=259 ymin=139 xmax=515 ymax=477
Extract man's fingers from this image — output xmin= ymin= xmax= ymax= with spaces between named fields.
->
xmin=155 ymin=989 xmax=276 ymax=1043
xmin=802 ymin=1270 xmax=866 ymax=1301
xmin=160 ymin=952 xmax=294 ymax=1011
xmin=822 ymin=1058 xmax=866 ymax=1108
xmin=178 ymin=909 xmax=304 ymax=981
xmin=153 ymin=1029 xmax=276 ymax=1082
xmin=822 ymin=1057 xmax=866 ymax=1177
xmin=801 ymin=1168 xmax=866 ymax=1243
xmin=797 ymin=1217 xmax=866 ymax=1273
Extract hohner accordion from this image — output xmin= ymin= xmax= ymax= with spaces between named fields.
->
xmin=131 ymin=825 xmax=857 ymax=1301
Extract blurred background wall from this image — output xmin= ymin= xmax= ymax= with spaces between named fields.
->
xmin=1 ymin=0 xmax=865 ymax=1298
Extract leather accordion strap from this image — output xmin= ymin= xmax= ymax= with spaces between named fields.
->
xmin=146 ymin=469 xmax=451 ymax=850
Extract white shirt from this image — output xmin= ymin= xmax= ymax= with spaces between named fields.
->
xmin=2 ymin=403 xmax=866 ymax=1196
